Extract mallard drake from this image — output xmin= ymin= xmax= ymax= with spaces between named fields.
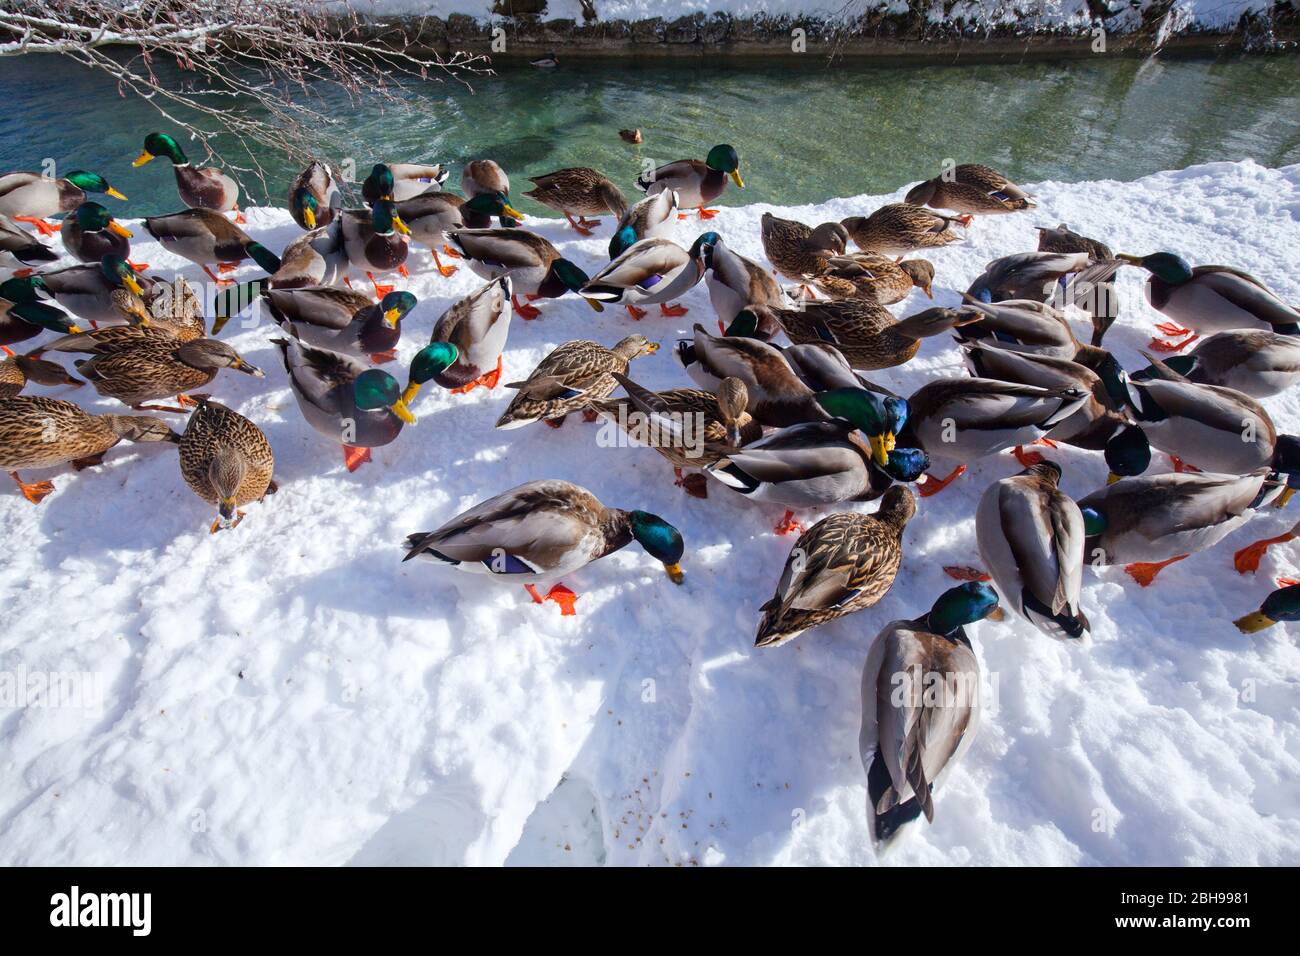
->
xmin=704 ymin=235 xmax=788 ymax=326
xmin=1078 ymin=468 xmax=1281 ymax=585
xmin=74 ymin=336 xmax=264 ymax=412
xmin=810 ymin=255 xmax=933 ymax=304
xmin=179 ymin=397 xmax=276 ymax=532
xmin=262 ymin=287 xmax=416 ymax=363
xmin=289 ymin=160 xmax=342 ymax=230
xmin=461 ymin=160 xmax=518 ymax=227
xmin=0 ymin=214 xmax=59 ymax=269
xmin=0 ymin=348 xmax=81 ymax=398
xmin=36 ymin=257 xmax=151 ymax=327
xmin=448 ymin=227 xmax=595 ymax=320
xmin=1036 ymin=223 xmax=1111 ymax=259
xmin=967 ymin=251 xmax=1106 ymax=304
xmin=430 ymin=276 xmax=512 ymax=393
xmin=898 ymin=378 xmax=1090 ymax=496
xmin=0 ymin=170 xmax=126 ymax=235
xmin=905 ymin=164 xmax=1036 ymax=214
xmin=1106 ymin=358 xmax=1300 ymax=482
xmin=759 ymin=213 xmax=847 ymax=292
xmin=860 ymin=581 xmax=1000 ymax=848
xmin=960 ymin=344 xmax=1126 ymax=456
xmin=1235 ymin=581 xmax=1300 ymax=633
xmin=755 ymin=302 xmax=976 ymax=371
xmin=59 ymin=202 xmax=136 ymax=266
xmin=707 ymin=421 xmax=929 ymax=531
xmin=362 ymin=162 xmax=449 ymax=204
xmin=581 ymin=234 xmax=710 ymax=319
xmin=754 ymin=487 xmax=917 ymax=647
xmin=143 ymin=209 xmax=281 ymax=287
xmin=0 ymin=395 xmax=177 ymax=503
xmin=591 ymin=372 xmax=759 ymax=498
xmin=133 ymin=132 xmax=242 ymax=219
xmin=495 ymin=334 xmax=658 ymax=429
xmin=0 ymin=275 xmax=80 ymax=346
xmin=397 ymin=192 xmax=524 ymax=278
xmin=1116 ymin=252 xmax=1300 ymax=353
xmin=635 ymin=144 xmax=743 ymax=219
xmin=273 ymin=336 xmax=456 ymax=470
xmin=840 ymin=203 xmax=969 ymax=258
xmin=523 ymin=167 xmax=628 ymax=235
xmin=609 ymin=190 xmax=679 ymax=259
xmin=974 ymin=460 xmax=1089 ymax=640
xmin=1131 ymin=329 xmax=1300 ymax=399
xmin=338 ymin=200 xmax=411 ymax=298
xmin=402 ymin=478 xmax=685 ymax=615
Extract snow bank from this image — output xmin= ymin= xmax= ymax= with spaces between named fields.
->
xmin=2 ymin=159 xmax=1299 ymax=865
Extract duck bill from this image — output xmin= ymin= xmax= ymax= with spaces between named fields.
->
xmin=584 ymin=296 xmax=604 ymax=313
xmin=392 ymin=215 xmax=412 ymax=236
xmin=303 ymin=207 xmax=317 ymax=229
xmin=132 ymin=151 xmax=154 ymax=168
xmin=502 ymin=203 xmax=526 ymax=221
xmin=1116 ymin=253 xmax=1145 ymax=266
xmin=401 ymin=381 xmax=422 ymax=407
xmin=124 ymin=274 xmax=145 ymax=296
xmin=1234 ymin=611 xmax=1275 ymax=634
xmin=1106 ymin=472 xmax=1122 ymax=485
xmin=730 ymin=169 xmax=745 ymax=189
xmin=383 ymin=307 xmax=402 ymax=329
xmin=105 ymin=187 xmax=129 ymax=201
xmin=986 ymin=606 xmax=1006 ymax=622
xmin=869 ymin=433 xmax=894 ymax=467
xmin=663 ymin=562 xmax=685 ymax=585
xmin=922 ymin=284 xmax=934 ymax=299
xmin=390 ymin=398 xmax=417 ymax=425
xmin=234 ymin=358 xmax=265 ymax=378
xmin=1278 ymin=487 xmax=1298 ymax=508
xmin=108 ymin=220 xmax=134 ymax=238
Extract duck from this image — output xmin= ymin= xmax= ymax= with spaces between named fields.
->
xmin=35 ymin=283 xmax=208 ymax=357
xmin=1234 ymin=581 xmax=1300 ymax=633
xmin=288 ymin=160 xmax=342 ymax=230
xmin=952 ymin=295 xmax=1081 ymax=360
xmin=960 ymin=344 xmax=1127 ymax=455
xmin=0 ymin=170 xmax=126 ymax=235
xmin=810 ymin=254 xmax=933 ymax=304
xmin=523 ymin=167 xmax=628 ymax=235
xmin=262 ymin=287 xmax=417 ymax=363
xmin=1077 ymin=468 xmax=1281 ymax=586
xmin=0 ymin=395 xmax=177 ymax=503
xmin=0 ymin=275 xmax=81 ymax=346
xmin=1107 ymin=357 xmax=1300 ymax=482
xmin=0 ymin=214 xmax=59 ymax=269
xmin=839 ymin=203 xmax=969 ymax=258
xmin=268 ymin=226 xmax=345 ymax=290
xmin=143 ymin=208 xmax=282 ymax=287
xmin=59 ymin=202 xmax=136 ymax=266
xmin=73 ymin=336 xmax=265 ymax=412
xmin=495 ymin=334 xmax=658 ymax=429
xmin=973 ymin=460 xmax=1089 ymax=640
xmin=1116 ymin=252 xmax=1300 ymax=352
xmin=635 ymin=144 xmax=743 ymax=219
xmin=178 ymin=397 xmax=277 ymax=532
xmin=402 ymin=478 xmax=685 ymax=615
xmin=704 ymin=235 xmax=788 ymax=326
xmin=448 ymin=227 xmax=595 ymax=320
xmin=338 ymin=200 xmax=411 ymax=298
xmin=273 ymin=336 xmax=457 ymax=471
xmin=361 ymin=162 xmax=449 ymax=204
xmin=461 ymin=160 xmax=518 ymax=227
xmin=430 ymin=276 xmax=512 ymax=394
xmin=1130 ymin=328 xmax=1300 ymax=399
xmin=759 ymin=212 xmax=848 ymax=292
xmin=754 ymin=487 xmax=917 ymax=647
xmin=35 ymin=256 xmax=152 ymax=327
xmin=133 ymin=132 xmax=242 ymax=219
xmin=396 ymin=191 xmax=523 ymax=278
xmin=580 ymin=234 xmax=710 ymax=319
xmin=590 ymin=372 xmax=759 ymax=498
xmin=897 ymin=378 xmax=1090 ymax=496
xmin=609 ymin=189 xmax=679 ymax=259
xmin=619 ymin=129 xmax=642 ymax=144
xmin=0 ymin=347 xmax=82 ymax=398
xmin=859 ymin=581 xmax=1001 ymax=848
xmin=1036 ymin=223 xmax=1112 ymax=259
xmin=707 ymin=421 xmax=929 ymax=532
xmin=754 ymin=302 xmax=977 ymax=371
xmin=905 ymin=163 xmax=1036 ymax=214
xmin=966 ymin=251 xmax=1107 ymax=304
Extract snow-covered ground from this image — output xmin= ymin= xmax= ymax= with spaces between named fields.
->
xmin=2 ymin=159 xmax=1298 ymax=866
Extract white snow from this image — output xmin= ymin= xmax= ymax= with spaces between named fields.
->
xmin=2 ymin=158 xmax=1299 ymax=866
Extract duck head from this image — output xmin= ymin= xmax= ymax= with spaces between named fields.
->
xmin=705 ymin=144 xmax=744 ymax=189
xmin=393 ymin=341 xmax=460 ymax=415
xmin=1117 ymin=252 xmax=1194 ymax=285
xmin=688 ymin=231 xmax=721 ymax=275
xmin=463 ymin=191 xmax=525 ymax=225
xmin=609 ymin=223 xmax=639 ymax=260
xmin=880 ymin=447 xmax=930 ymax=484
xmin=134 ymin=132 xmax=187 ymax=168
xmin=364 ymin=163 xmax=395 ymax=202
xmin=1103 ymin=426 xmax=1151 ymax=483
xmin=100 ymin=255 xmax=146 ymax=297
xmin=898 ymin=260 xmax=935 ymax=298
xmin=65 ymin=170 xmax=127 ymax=201
xmin=815 ymin=388 xmax=908 ymax=467
xmin=927 ymin=581 xmax=1002 ymax=637
xmin=176 ymin=339 xmax=264 ymax=377
xmin=74 ymin=202 xmax=133 ymax=238
xmin=379 ymin=290 xmax=418 ymax=329
xmin=208 ymin=446 xmax=249 ymax=528
xmin=629 ymin=510 xmax=685 ymax=584
xmin=543 ymin=259 xmax=601 ymax=311
xmin=1236 ymin=583 xmax=1300 ymax=633
xmin=291 ymin=187 xmax=320 ymax=228
xmin=371 ymin=199 xmax=411 ymax=237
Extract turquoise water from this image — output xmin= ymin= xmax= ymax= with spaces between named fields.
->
xmin=1 ymin=52 xmax=1298 ymax=216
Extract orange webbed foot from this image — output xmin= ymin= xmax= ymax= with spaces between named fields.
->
xmin=129 ymin=261 xmax=150 ymax=273
xmin=442 ymin=244 xmax=463 ymax=260
xmin=202 ymin=266 xmax=235 ymax=288
xmin=367 ymin=273 xmax=395 ymax=299
xmin=431 ymin=250 xmax=458 ymax=277
xmin=512 ymin=295 xmax=542 ymax=320
xmin=673 ymin=467 xmax=709 ymax=499
xmin=659 ymin=302 xmax=688 ymax=317
xmin=14 ymin=216 xmax=59 ymax=237
xmin=10 ymin=472 xmax=54 ymax=504
xmin=343 ymin=445 xmax=371 ymax=471
xmin=1150 ymin=333 xmax=1199 ymax=353
xmin=625 ymin=304 xmax=647 ymax=320
xmin=1234 ymin=532 xmax=1297 ymax=574
xmin=543 ymin=416 xmax=566 ymax=429
xmin=1155 ymin=321 xmax=1192 ymax=337
xmin=917 ymin=465 xmax=966 ymax=497
xmin=1124 ymin=554 xmax=1187 ymax=587
xmin=370 ymin=349 xmax=398 ymax=365
xmin=698 ymin=207 xmax=719 ymax=220
xmin=944 ymin=566 xmax=992 ymax=582
xmin=525 ymin=583 xmax=578 ymax=615
xmin=774 ymin=510 xmax=804 ymax=535
xmin=1012 ymin=445 xmax=1045 ymax=468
